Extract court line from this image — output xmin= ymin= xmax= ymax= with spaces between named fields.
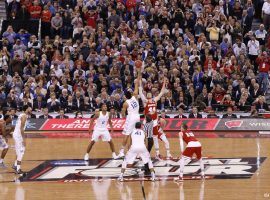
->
xmin=140 ymin=180 xmax=146 ymax=200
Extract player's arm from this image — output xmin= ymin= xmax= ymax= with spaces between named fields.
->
xmin=1 ymin=122 xmax=6 ymax=138
xmin=89 ymin=110 xmax=99 ymax=134
xmin=121 ymin=102 xmax=128 ymax=118
xmin=139 ymin=79 xmax=147 ymax=105
xmin=108 ymin=112 xmax=114 ymax=134
xmin=154 ymin=77 xmax=167 ymax=102
xmin=133 ymin=70 xmax=141 ymax=99
xmin=179 ymin=132 xmax=184 ymax=154
xmin=20 ymin=115 xmax=27 ymax=140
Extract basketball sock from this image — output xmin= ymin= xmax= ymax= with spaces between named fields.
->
xmin=199 ymin=158 xmax=205 ymax=176
xmin=180 ymin=156 xmax=191 ymax=177
xmin=151 ymin=171 xmax=155 ymax=179
xmin=119 ymin=172 xmax=124 ymax=178
xmin=14 ymin=160 xmax=17 ymax=167
xmin=166 ymin=149 xmax=171 ymax=157
xmin=153 ymin=137 xmax=159 ymax=155
xmin=16 ymin=164 xmax=21 ymax=171
xmin=0 ymin=159 xmax=3 ymax=163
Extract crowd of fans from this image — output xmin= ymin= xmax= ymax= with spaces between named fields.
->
xmin=1 ymin=0 xmax=270 ymax=118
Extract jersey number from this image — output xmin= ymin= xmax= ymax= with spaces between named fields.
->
xmin=102 ymin=121 xmax=106 ymax=124
xmin=131 ymin=101 xmax=138 ymax=109
xmin=135 ymin=131 xmax=141 ymax=135
xmin=186 ymin=132 xmax=194 ymax=137
xmin=148 ymin=106 xmax=156 ymax=113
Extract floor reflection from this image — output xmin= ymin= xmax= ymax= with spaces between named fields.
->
xmin=91 ymin=179 xmax=111 ymax=200
xmin=177 ymin=181 xmax=205 ymax=200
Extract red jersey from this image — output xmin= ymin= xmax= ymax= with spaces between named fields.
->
xmin=144 ymin=99 xmax=158 ymax=120
xmin=182 ymin=131 xmax=198 ymax=144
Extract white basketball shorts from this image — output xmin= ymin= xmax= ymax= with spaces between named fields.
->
xmin=91 ymin=129 xmax=112 ymax=142
xmin=122 ymin=115 xmax=140 ymax=136
xmin=125 ymin=147 xmax=151 ymax=165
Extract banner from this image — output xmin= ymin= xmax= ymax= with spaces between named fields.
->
xmin=33 ymin=118 xmax=219 ymax=131
xmin=24 ymin=118 xmax=270 ymax=132
xmin=216 ymin=119 xmax=270 ymax=131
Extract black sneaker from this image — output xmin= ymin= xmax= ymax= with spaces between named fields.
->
xmin=15 ymin=169 xmax=24 ymax=175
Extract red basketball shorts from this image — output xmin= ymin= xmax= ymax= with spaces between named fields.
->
xmin=182 ymin=147 xmax=202 ymax=159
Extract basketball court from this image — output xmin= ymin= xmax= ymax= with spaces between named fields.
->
xmin=1 ymin=134 xmax=270 ymax=200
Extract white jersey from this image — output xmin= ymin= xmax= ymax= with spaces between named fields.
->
xmin=126 ymin=96 xmax=139 ymax=116
xmin=13 ymin=113 xmax=27 ymax=137
xmin=94 ymin=111 xmax=109 ymax=130
xmin=130 ymin=129 xmax=146 ymax=149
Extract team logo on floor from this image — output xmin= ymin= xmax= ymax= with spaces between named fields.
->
xmin=20 ymin=157 xmax=266 ymax=182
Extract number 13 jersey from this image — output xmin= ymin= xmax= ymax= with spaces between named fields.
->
xmin=182 ymin=131 xmax=198 ymax=144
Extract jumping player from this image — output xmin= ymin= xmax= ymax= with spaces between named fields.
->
xmin=118 ymin=73 xmax=140 ymax=158
xmin=84 ymin=104 xmax=118 ymax=160
xmin=0 ymin=115 xmax=12 ymax=167
xmin=176 ymin=123 xmax=205 ymax=181
xmin=13 ymin=105 xmax=30 ymax=174
xmin=139 ymin=77 xmax=172 ymax=159
xmin=118 ymin=122 xmax=156 ymax=181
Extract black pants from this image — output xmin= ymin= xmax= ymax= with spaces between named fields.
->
xmin=144 ymin=138 xmax=154 ymax=173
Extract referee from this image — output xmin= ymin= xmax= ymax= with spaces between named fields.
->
xmin=144 ymin=114 xmax=154 ymax=174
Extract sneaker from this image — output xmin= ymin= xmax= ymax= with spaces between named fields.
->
xmin=117 ymin=176 xmax=124 ymax=182
xmin=151 ymin=175 xmax=156 ymax=182
xmin=201 ymin=175 xmax=205 ymax=180
xmin=118 ymin=152 xmax=125 ymax=158
xmin=166 ymin=154 xmax=173 ymax=160
xmin=174 ymin=176 xmax=183 ymax=182
xmin=112 ymin=153 xmax=118 ymax=159
xmin=155 ymin=154 xmax=163 ymax=160
xmin=84 ymin=154 xmax=89 ymax=161
xmin=15 ymin=169 xmax=24 ymax=175
xmin=0 ymin=162 xmax=7 ymax=169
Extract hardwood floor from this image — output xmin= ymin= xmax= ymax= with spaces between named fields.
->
xmin=0 ymin=138 xmax=269 ymax=200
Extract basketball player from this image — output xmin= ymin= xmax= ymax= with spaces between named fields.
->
xmin=0 ymin=115 xmax=12 ymax=167
xmin=84 ymin=104 xmax=118 ymax=160
xmin=13 ymin=105 xmax=30 ymax=174
xmin=176 ymin=124 xmax=205 ymax=181
xmin=118 ymin=73 xmax=140 ymax=158
xmin=118 ymin=122 xmax=156 ymax=181
xmin=139 ymin=77 xmax=172 ymax=159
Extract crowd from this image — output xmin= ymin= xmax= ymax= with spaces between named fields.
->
xmin=1 ymin=0 xmax=270 ymax=118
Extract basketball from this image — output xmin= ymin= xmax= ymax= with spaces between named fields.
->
xmin=134 ymin=60 xmax=143 ymax=68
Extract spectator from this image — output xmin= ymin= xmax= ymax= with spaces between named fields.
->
xmin=39 ymin=108 xmax=53 ymax=119
xmin=33 ymin=95 xmax=46 ymax=111
xmin=188 ymin=107 xmax=203 ymax=118
xmin=41 ymin=5 xmax=52 ymax=38
xmin=75 ymin=111 xmax=83 ymax=119
xmin=174 ymin=107 xmax=187 ymax=119
xmin=262 ymin=0 xmax=270 ymax=31
xmin=110 ymin=107 xmax=120 ymax=118
xmin=207 ymin=110 xmax=219 ymax=118
xmin=27 ymin=107 xmax=37 ymax=118
xmin=55 ymin=108 xmax=69 ymax=119
xmin=29 ymin=0 xmax=42 ymax=20
xmin=51 ymin=12 xmax=63 ymax=38
xmin=222 ymin=107 xmax=237 ymax=118
xmin=2 ymin=26 xmax=16 ymax=45
xmin=254 ymin=96 xmax=269 ymax=111
xmin=16 ymin=4 xmax=30 ymax=20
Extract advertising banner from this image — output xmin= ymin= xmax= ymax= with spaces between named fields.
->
xmin=24 ymin=118 xmax=270 ymax=132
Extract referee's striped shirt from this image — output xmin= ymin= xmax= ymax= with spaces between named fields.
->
xmin=144 ymin=121 xmax=153 ymax=138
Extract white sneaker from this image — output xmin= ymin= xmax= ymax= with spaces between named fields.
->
xmin=117 ymin=176 xmax=124 ymax=182
xmin=174 ymin=176 xmax=183 ymax=182
xmin=201 ymin=174 xmax=205 ymax=180
xmin=112 ymin=153 xmax=118 ymax=159
xmin=166 ymin=154 xmax=173 ymax=160
xmin=118 ymin=152 xmax=125 ymax=158
xmin=84 ymin=154 xmax=89 ymax=161
xmin=151 ymin=175 xmax=156 ymax=182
